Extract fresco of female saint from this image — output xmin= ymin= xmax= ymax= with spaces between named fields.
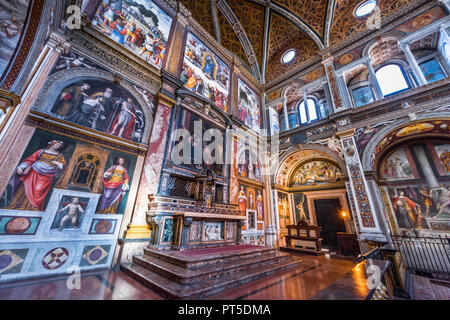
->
xmin=97 ymin=158 xmax=130 ymax=215
xmin=109 ymin=98 xmax=137 ymax=140
xmin=238 ymin=186 xmax=247 ymax=212
xmin=7 ymin=141 xmax=66 ymax=211
xmin=392 ymin=191 xmax=422 ymax=228
xmin=256 ymin=191 xmax=264 ymax=221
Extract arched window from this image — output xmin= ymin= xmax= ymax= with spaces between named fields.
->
xmin=298 ymin=98 xmax=320 ymax=125
xmin=375 ymin=64 xmax=410 ymax=96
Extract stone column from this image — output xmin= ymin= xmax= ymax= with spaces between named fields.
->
xmin=282 ymin=96 xmax=289 ymax=131
xmin=125 ymin=92 xmax=176 ymax=237
xmin=336 ymin=74 xmax=354 ymax=109
xmin=338 ymin=129 xmax=387 ymax=243
xmin=263 ymin=152 xmax=277 ymax=248
xmin=118 ymin=92 xmax=175 ymax=263
xmin=0 ymin=32 xmax=70 ymax=194
xmin=322 ymin=55 xmax=346 ymax=112
xmin=364 ymin=60 xmax=384 ymax=100
xmin=399 ymin=42 xmax=428 ymax=86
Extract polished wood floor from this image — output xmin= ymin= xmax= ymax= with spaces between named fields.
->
xmin=0 ymin=253 xmax=363 ymax=300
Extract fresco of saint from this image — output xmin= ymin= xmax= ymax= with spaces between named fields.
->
xmin=84 ymin=0 xmax=173 ymax=69
xmin=43 ymin=80 xmax=149 ymax=143
xmin=238 ymin=186 xmax=247 ymax=212
xmin=7 ymin=140 xmax=66 ymax=211
xmin=392 ymin=191 xmax=422 ymax=229
xmin=256 ymin=191 xmax=264 ymax=221
xmin=97 ymin=158 xmax=130 ymax=214
xmin=180 ymin=32 xmax=230 ymax=112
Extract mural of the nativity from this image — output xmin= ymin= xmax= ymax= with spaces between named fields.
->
xmin=0 ymin=0 xmax=449 ymax=302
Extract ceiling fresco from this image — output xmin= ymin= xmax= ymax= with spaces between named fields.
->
xmin=179 ymin=0 xmax=431 ymax=85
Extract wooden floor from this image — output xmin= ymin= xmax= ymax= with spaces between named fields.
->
xmin=2 ymin=252 xmax=447 ymax=300
xmin=0 ymin=253 xmax=361 ymax=300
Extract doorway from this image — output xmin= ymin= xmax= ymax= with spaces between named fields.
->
xmin=314 ymin=199 xmax=346 ymax=250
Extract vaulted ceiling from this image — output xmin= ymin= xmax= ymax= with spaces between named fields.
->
xmin=180 ymin=0 xmax=425 ymax=86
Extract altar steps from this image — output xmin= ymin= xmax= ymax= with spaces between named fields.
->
xmin=121 ymin=246 xmax=302 ymax=299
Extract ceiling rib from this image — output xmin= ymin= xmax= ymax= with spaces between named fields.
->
xmin=216 ymin=0 xmax=262 ymax=80
xmin=245 ymin=0 xmax=325 ymax=50
xmin=210 ymin=0 xmax=221 ymax=42
xmin=261 ymin=4 xmax=271 ymax=83
xmin=324 ymin=0 xmax=336 ymax=47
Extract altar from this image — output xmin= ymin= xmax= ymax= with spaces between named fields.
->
xmin=146 ymin=169 xmax=246 ymax=251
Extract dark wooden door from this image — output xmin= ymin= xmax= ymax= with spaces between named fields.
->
xmin=314 ymin=199 xmax=346 ymax=250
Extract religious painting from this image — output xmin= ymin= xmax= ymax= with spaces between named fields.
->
xmin=293 ymin=193 xmax=310 ymax=223
xmin=388 ymin=185 xmax=450 ymax=230
xmin=0 ymin=0 xmax=29 ymax=79
xmin=428 ymin=143 xmax=450 ymax=176
xmin=290 ymin=161 xmax=343 ymax=187
xmin=226 ymin=222 xmax=236 ymax=240
xmin=43 ymin=79 xmax=152 ymax=143
xmin=180 ymin=32 xmax=230 ymax=112
xmin=0 ymin=129 xmax=137 ymax=214
xmin=171 ymin=107 xmax=224 ymax=176
xmin=237 ymin=146 xmax=262 ymax=182
xmin=380 ymin=148 xmax=418 ymax=180
xmin=371 ymin=120 xmax=450 ymax=167
xmin=237 ymin=79 xmax=261 ymax=132
xmin=97 ymin=157 xmax=131 ymax=214
xmin=268 ymin=106 xmax=280 ymax=136
xmin=381 ymin=142 xmax=450 ymax=231
xmin=51 ymin=51 xmax=101 ymax=75
xmin=277 ymin=192 xmax=291 ymax=229
xmin=238 ymin=184 xmax=264 ymax=222
xmin=84 ymin=0 xmax=173 ymax=69
xmin=51 ymin=196 xmax=90 ymax=231
xmin=188 ymin=221 xmax=202 ymax=243
xmin=203 ymin=222 xmax=224 ymax=242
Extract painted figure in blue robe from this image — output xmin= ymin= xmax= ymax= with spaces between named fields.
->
xmin=202 ymin=53 xmax=217 ymax=80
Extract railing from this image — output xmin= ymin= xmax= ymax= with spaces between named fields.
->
xmin=391 ymin=233 xmax=450 ymax=278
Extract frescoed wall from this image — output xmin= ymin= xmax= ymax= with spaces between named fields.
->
xmin=0 ymin=129 xmax=137 ymax=214
xmin=237 ymin=78 xmax=261 ymax=132
xmin=290 ymin=160 xmax=343 ymax=187
xmin=239 ymin=183 xmax=265 ymax=246
xmin=83 ymin=0 xmax=173 ymax=69
xmin=171 ymin=107 xmax=225 ymax=176
xmin=237 ymin=140 xmax=263 ymax=183
xmin=293 ymin=192 xmax=310 ymax=223
xmin=180 ymin=32 xmax=230 ymax=112
xmin=0 ymin=0 xmax=30 ymax=79
xmin=276 ymin=191 xmax=291 ymax=229
xmin=379 ymin=141 xmax=450 ymax=232
xmin=34 ymin=78 xmax=152 ymax=143
xmin=0 ymin=129 xmax=138 ymax=282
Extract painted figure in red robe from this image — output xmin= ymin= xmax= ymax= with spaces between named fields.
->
xmin=7 ymin=141 xmax=66 ymax=211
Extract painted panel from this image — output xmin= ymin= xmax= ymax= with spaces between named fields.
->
xmin=84 ymin=0 xmax=173 ymax=69
xmin=290 ymin=160 xmax=343 ymax=187
xmin=237 ymin=78 xmax=261 ymax=132
xmin=34 ymin=79 xmax=154 ymax=143
xmin=0 ymin=0 xmax=30 ymax=79
xmin=0 ymin=129 xmax=137 ymax=215
xmin=180 ymin=32 xmax=230 ymax=112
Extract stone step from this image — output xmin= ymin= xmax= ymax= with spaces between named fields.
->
xmin=143 ymin=246 xmax=277 ymax=270
xmin=121 ymin=255 xmax=303 ymax=299
xmin=133 ymin=251 xmax=292 ymax=284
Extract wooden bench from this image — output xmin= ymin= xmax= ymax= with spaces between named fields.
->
xmin=284 ymin=219 xmax=323 ymax=255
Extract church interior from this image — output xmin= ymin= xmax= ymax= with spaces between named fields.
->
xmin=0 ymin=0 xmax=449 ymax=301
